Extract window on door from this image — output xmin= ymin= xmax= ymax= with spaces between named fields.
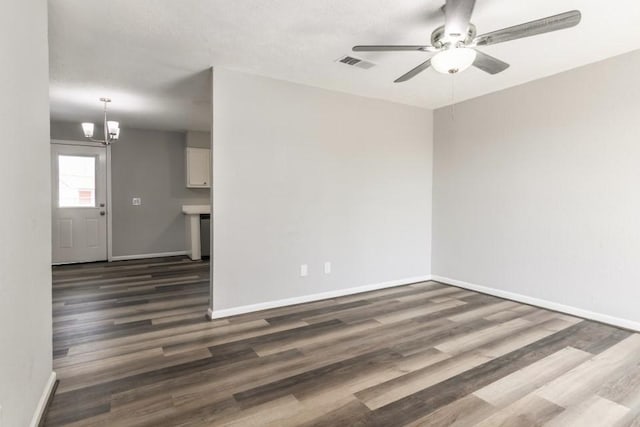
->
xmin=58 ymin=155 xmax=96 ymax=208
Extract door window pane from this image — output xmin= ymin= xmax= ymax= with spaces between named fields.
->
xmin=58 ymin=155 xmax=96 ymax=207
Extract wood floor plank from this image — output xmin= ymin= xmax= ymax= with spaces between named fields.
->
xmin=599 ymin=362 xmax=640 ymax=409
xmin=473 ymin=318 xmax=572 ymax=359
xmin=435 ymin=317 xmax=533 ymax=355
xmin=252 ymin=319 xmax=381 ymax=357
xmin=356 ymin=351 xmax=494 ymax=410
xmin=374 ymin=298 xmax=466 ymax=324
xmin=473 ymin=394 xmax=564 ymax=427
xmin=474 ymin=346 xmax=592 ymax=407
xmin=545 ymin=394 xmax=629 ymax=427
xmin=535 ymin=334 xmax=640 ymax=407
xmin=403 ymin=394 xmax=494 ymax=427
xmin=209 ymin=395 xmax=302 ymax=427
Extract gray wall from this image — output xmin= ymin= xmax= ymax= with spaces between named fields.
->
xmin=186 ymin=130 xmax=211 ymax=148
xmin=212 ymin=69 xmax=433 ymax=312
xmin=50 ymin=122 xmax=210 ymax=257
xmin=433 ymin=49 xmax=640 ymax=326
xmin=0 ymin=0 xmax=53 ymax=425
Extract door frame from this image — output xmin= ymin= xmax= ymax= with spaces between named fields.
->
xmin=51 ymin=139 xmax=114 ymax=262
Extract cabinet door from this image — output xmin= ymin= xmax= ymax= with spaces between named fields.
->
xmin=187 ymin=148 xmax=211 ymax=188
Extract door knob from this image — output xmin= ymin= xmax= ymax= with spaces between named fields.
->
xmin=100 ymin=203 xmax=105 ymax=207
xmin=100 ymin=211 xmax=106 ymax=216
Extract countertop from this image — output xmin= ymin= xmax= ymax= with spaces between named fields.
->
xmin=182 ymin=205 xmax=211 ymax=215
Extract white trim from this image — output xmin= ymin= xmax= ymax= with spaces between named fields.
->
xmin=210 ymin=275 xmax=431 ymax=319
xmin=106 ymin=144 xmax=113 ymax=262
xmin=431 ymin=275 xmax=640 ymax=333
xmin=51 ymin=138 xmax=105 ymax=148
xmin=29 ymin=371 xmax=56 ymax=427
xmin=208 ymin=95 xmax=215 ymax=321
xmin=111 ymin=251 xmax=188 ymax=261
xmin=53 ymin=259 xmax=104 ymax=266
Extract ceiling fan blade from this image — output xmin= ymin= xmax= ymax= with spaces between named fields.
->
xmin=474 ymin=10 xmax=581 ymax=46
xmin=473 ymin=50 xmax=510 ymax=74
xmin=444 ymin=0 xmax=476 ymax=41
xmin=394 ymin=59 xmax=432 ymax=83
xmin=353 ymin=45 xmax=438 ymax=52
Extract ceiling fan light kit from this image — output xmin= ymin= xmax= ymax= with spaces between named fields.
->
xmin=352 ymin=0 xmax=581 ymax=82
xmin=431 ymin=47 xmax=476 ymax=74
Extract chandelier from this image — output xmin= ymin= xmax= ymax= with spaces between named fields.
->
xmin=81 ymin=97 xmax=121 ymax=145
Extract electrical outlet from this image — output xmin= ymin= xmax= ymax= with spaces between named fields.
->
xmin=324 ymin=262 xmax=331 ymax=274
xmin=300 ymin=264 xmax=308 ymax=277
xmin=132 ymin=197 xmax=142 ymax=206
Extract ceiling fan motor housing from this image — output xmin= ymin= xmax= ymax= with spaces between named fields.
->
xmin=431 ymin=24 xmax=477 ymax=48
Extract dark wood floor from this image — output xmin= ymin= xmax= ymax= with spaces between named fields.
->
xmin=45 ymin=257 xmax=640 ymax=426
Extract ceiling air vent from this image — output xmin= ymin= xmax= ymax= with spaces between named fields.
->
xmin=336 ymin=55 xmax=376 ymax=70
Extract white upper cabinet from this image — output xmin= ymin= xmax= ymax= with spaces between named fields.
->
xmin=186 ymin=147 xmax=211 ymax=188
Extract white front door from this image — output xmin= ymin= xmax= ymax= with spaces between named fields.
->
xmin=51 ymin=143 xmax=108 ymax=264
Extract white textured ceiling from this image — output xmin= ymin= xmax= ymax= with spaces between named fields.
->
xmin=49 ymin=0 xmax=640 ymax=132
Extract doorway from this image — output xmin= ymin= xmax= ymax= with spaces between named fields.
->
xmin=51 ymin=143 xmax=108 ymax=263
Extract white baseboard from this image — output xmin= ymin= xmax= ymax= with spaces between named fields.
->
xmin=211 ymin=273 xmax=640 ymax=332
xmin=111 ymin=251 xmax=188 ymax=261
xmin=210 ymin=275 xmax=432 ymax=319
xmin=29 ymin=371 xmax=56 ymax=427
xmin=432 ymin=275 xmax=640 ymax=332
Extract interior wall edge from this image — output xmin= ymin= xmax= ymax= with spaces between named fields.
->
xmin=432 ymin=275 xmax=640 ymax=333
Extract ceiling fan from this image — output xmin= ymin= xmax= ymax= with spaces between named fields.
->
xmin=352 ymin=0 xmax=581 ymax=82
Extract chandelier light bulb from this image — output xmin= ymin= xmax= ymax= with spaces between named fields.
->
xmin=81 ymin=122 xmax=95 ymax=138
xmin=107 ymin=121 xmax=120 ymax=135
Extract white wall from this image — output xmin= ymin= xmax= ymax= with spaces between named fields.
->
xmin=433 ymin=49 xmax=640 ymax=326
xmin=0 ymin=0 xmax=53 ymax=425
xmin=212 ymin=69 xmax=433 ymax=312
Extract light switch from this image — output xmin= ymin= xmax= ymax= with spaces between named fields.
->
xmin=132 ymin=197 xmax=142 ymax=206
xmin=300 ymin=264 xmax=308 ymax=277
